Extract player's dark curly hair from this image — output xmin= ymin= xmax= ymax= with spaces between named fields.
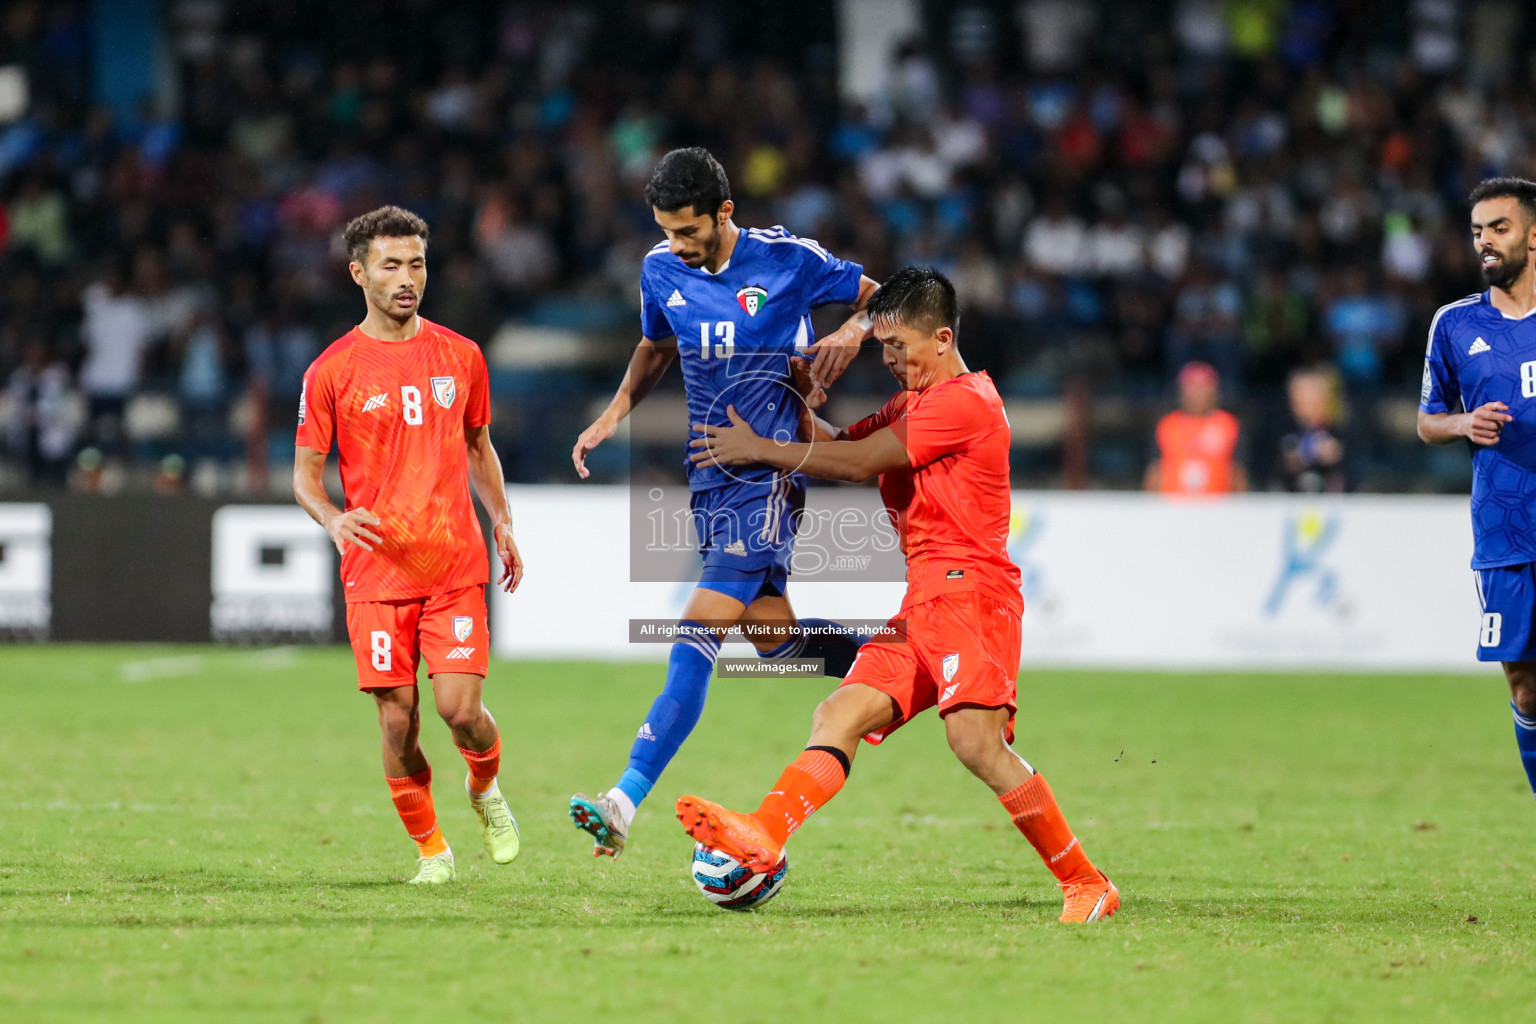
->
xmin=643 ymin=148 xmax=731 ymax=216
xmin=343 ymin=205 xmax=430 ymax=265
xmin=1468 ymin=177 xmax=1536 ymax=222
xmin=867 ymin=266 xmax=960 ymax=334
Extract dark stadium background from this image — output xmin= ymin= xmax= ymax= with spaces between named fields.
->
xmin=2 ymin=0 xmax=1527 ymax=497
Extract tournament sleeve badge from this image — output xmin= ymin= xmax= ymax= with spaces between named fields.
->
xmin=736 ymin=285 xmax=768 ymax=317
xmin=431 ymin=375 xmax=457 ymax=409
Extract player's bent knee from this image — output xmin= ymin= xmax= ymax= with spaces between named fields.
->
xmin=1514 ymin=684 xmax=1536 ymax=718
xmin=1506 ymin=662 xmax=1536 ymax=716
xmin=943 ymin=713 xmax=1005 ymax=770
xmin=436 ymin=702 xmax=483 ymax=734
xmin=811 ymin=684 xmax=897 ymax=745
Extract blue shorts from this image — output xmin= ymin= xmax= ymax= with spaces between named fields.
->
xmin=1475 ymin=564 xmax=1536 ymax=662
xmin=692 ymin=474 xmax=804 ymax=604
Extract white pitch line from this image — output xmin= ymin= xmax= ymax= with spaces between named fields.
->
xmin=120 ymin=655 xmax=207 ymax=683
xmin=119 ymin=646 xmax=304 ymax=683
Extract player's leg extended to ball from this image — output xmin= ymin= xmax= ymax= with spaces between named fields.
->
xmin=677 ymin=682 xmax=899 ymax=873
xmin=570 ymin=585 xmax=742 ymax=858
xmin=432 ymin=671 xmax=520 ymax=865
xmin=944 ymin=706 xmax=1119 ymax=923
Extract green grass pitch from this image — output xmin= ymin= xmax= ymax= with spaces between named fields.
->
xmin=2 ymin=645 xmax=1534 ymax=1022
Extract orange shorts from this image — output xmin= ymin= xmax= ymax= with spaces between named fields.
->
xmin=345 ymin=585 xmax=489 ymax=690
xmin=843 ymin=590 xmax=1022 ymax=745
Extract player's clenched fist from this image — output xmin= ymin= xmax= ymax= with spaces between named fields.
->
xmin=327 ymin=507 xmax=383 ymax=553
xmin=572 ymin=417 xmax=618 ymax=479
xmin=1464 ymin=401 xmax=1513 ymax=446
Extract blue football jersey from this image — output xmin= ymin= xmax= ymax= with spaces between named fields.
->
xmin=640 ymin=226 xmax=864 ymax=491
xmin=1421 ymin=290 xmax=1536 ymax=568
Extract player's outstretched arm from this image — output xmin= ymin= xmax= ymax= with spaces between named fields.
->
xmin=691 ymin=405 xmax=908 ymax=484
xmin=572 ymin=336 xmax=677 ymax=478
xmin=466 ymin=425 xmax=523 ymax=594
xmin=1418 ymin=403 xmax=1510 ymax=446
xmin=808 ymin=275 xmax=880 ymax=389
xmin=293 ymin=445 xmax=383 ymax=554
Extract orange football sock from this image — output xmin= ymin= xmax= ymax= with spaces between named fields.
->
xmin=387 ymin=768 xmax=449 ymax=857
xmin=754 ymin=747 xmax=849 ymax=846
xmin=999 ymin=773 xmax=1100 ymax=885
xmin=459 ymin=736 xmax=501 ymax=796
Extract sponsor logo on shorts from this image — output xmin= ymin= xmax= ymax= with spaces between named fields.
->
xmin=445 ymin=646 xmax=475 ymax=660
xmin=942 ymin=653 xmax=959 ymax=682
xmin=941 ymin=683 xmax=959 ymax=702
xmin=723 ymin=539 xmax=746 ymax=557
xmin=453 ymin=615 xmax=473 ymax=642
xmin=946 ymin=569 xmax=964 ymax=579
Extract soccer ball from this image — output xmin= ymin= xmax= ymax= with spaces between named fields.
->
xmin=690 ymin=842 xmax=789 ymax=910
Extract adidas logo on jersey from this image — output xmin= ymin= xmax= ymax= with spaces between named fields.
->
xmin=445 ymin=646 xmax=475 ymax=660
xmin=1469 ymin=337 xmax=1491 ymax=355
xmin=723 ymin=539 xmax=746 ymax=556
xmin=636 ymin=722 xmax=656 ymax=741
xmin=666 ymin=289 xmax=687 ymax=307
xmin=362 ymin=393 xmax=389 ymax=412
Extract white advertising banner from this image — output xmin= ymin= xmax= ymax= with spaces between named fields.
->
xmin=0 ymin=502 xmax=50 ymax=638
xmin=492 ymin=487 xmax=1486 ymax=672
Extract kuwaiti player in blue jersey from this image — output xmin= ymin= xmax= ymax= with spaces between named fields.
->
xmin=567 ymin=148 xmax=881 ymax=857
xmin=1420 ymin=176 xmax=1536 ymax=803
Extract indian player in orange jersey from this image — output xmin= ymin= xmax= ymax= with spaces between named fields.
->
xmin=676 ymin=268 xmax=1119 ymax=922
xmin=292 ymin=206 xmax=524 ymax=885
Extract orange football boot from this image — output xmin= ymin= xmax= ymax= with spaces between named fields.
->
xmin=676 ymin=796 xmax=782 ymax=874
xmin=1058 ymin=874 xmax=1120 ymax=923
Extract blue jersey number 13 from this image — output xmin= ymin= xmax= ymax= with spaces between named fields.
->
xmin=700 ymin=321 xmax=735 ymax=361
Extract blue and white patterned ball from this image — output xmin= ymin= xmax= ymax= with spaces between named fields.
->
xmin=690 ymin=842 xmax=789 ymax=910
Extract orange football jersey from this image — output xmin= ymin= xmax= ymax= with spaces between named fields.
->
xmin=846 ymin=371 xmax=1023 ymax=615
xmin=296 ymin=318 xmax=491 ymax=603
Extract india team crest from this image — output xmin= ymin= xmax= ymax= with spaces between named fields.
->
xmin=942 ymin=653 xmax=959 ymax=682
xmin=736 ymin=285 xmax=768 ymax=317
xmin=431 ymin=375 xmax=456 ymax=409
xmin=453 ymin=616 xmax=473 ymax=642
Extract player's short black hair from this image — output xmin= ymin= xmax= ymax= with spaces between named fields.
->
xmin=1467 ymin=177 xmax=1536 ymax=223
xmin=867 ymin=266 xmax=959 ymax=335
xmin=643 ymin=148 xmax=731 ymax=217
xmin=343 ymin=205 xmax=430 ymax=265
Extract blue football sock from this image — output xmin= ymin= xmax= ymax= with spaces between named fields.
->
xmin=1512 ymin=702 xmax=1536 ymax=799
xmin=797 ymin=617 xmax=870 ymax=678
xmin=618 ymin=622 xmax=719 ymax=808
xmin=759 ymin=634 xmax=807 ymax=660
xmin=613 ymin=767 xmax=653 ymax=807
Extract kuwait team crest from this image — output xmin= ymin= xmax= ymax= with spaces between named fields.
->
xmin=431 ymin=375 xmax=456 ymax=409
xmin=736 ymin=285 xmax=768 ymax=317
xmin=453 ymin=616 xmax=473 ymax=642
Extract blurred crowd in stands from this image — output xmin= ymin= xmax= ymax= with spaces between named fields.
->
xmin=1 ymin=0 xmax=1530 ymax=492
